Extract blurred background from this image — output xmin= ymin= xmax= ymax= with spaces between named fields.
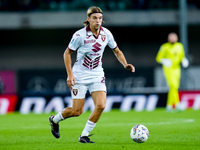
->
xmin=0 ymin=0 xmax=200 ymax=114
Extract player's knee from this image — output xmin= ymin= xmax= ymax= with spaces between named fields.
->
xmin=96 ymin=103 xmax=106 ymax=110
xmin=73 ymin=110 xmax=83 ymax=117
xmin=169 ymin=84 xmax=178 ymax=90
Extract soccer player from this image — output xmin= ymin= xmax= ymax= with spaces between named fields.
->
xmin=156 ymin=32 xmax=189 ymax=111
xmin=49 ymin=6 xmax=135 ymax=143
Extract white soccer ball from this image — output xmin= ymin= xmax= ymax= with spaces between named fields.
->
xmin=130 ymin=124 xmax=149 ymax=143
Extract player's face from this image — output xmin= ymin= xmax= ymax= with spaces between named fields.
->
xmin=168 ymin=33 xmax=178 ymax=43
xmin=88 ymin=13 xmax=103 ymax=30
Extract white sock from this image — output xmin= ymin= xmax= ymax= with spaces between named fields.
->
xmin=175 ymin=103 xmax=182 ymax=110
xmin=81 ymin=120 xmax=96 ymax=137
xmin=53 ymin=112 xmax=64 ymax=124
xmin=166 ymin=105 xmax=173 ymax=111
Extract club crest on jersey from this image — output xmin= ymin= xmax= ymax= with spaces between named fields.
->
xmin=101 ymin=35 xmax=106 ymax=42
xmin=72 ymin=89 xmax=78 ymax=96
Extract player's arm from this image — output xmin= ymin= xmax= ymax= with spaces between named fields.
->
xmin=155 ymin=45 xmax=165 ymax=63
xmin=156 ymin=44 xmax=172 ymax=67
xmin=113 ymin=47 xmax=135 ymax=72
xmin=178 ymin=43 xmax=189 ymax=68
xmin=63 ymin=48 xmax=75 ymax=88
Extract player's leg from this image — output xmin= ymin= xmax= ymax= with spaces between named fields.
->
xmin=173 ymin=68 xmax=181 ymax=110
xmin=79 ymin=91 xmax=106 ymax=143
xmin=62 ymin=98 xmax=85 ymax=118
xmin=88 ymin=91 xmax=106 ymax=123
xmin=79 ymin=82 xmax=106 ymax=143
xmin=49 ymin=83 xmax=87 ymax=139
xmin=49 ymin=99 xmax=85 ymax=138
xmin=167 ymin=85 xmax=179 ymax=110
xmin=164 ymin=68 xmax=181 ymax=111
xmin=60 ymin=83 xmax=87 ymax=119
xmin=166 ymin=86 xmax=176 ymax=109
xmin=164 ymin=68 xmax=175 ymax=111
xmin=166 ymin=88 xmax=173 ymax=111
xmin=173 ymin=88 xmax=180 ymax=109
xmin=163 ymin=68 xmax=173 ymax=111
xmin=52 ymin=99 xmax=85 ymax=123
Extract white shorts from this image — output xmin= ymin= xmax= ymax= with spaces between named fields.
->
xmin=70 ymin=82 xmax=106 ymax=99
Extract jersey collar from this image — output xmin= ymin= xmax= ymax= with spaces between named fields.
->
xmin=86 ymin=26 xmax=104 ymax=39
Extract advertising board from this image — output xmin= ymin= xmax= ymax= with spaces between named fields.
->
xmin=16 ymin=93 xmax=167 ymax=114
xmin=179 ymin=91 xmax=200 ymax=110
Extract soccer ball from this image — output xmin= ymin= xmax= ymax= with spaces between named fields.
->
xmin=130 ymin=124 xmax=149 ymax=143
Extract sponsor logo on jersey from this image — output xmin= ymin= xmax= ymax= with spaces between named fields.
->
xmin=92 ymin=42 xmax=101 ymax=53
xmin=84 ymin=39 xmax=96 ymax=44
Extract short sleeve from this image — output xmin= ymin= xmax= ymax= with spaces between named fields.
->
xmin=68 ymin=32 xmax=83 ymax=51
xmin=107 ymin=31 xmax=117 ymax=50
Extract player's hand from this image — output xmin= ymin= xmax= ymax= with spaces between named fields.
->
xmin=124 ymin=64 xmax=135 ymax=73
xmin=182 ymin=58 xmax=189 ymax=68
xmin=161 ymin=58 xmax=172 ymax=67
xmin=67 ymin=75 xmax=76 ymax=88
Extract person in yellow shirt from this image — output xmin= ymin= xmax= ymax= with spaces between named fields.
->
xmin=156 ymin=32 xmax=189 ymax=111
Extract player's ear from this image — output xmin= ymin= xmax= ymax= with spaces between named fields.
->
xmin=87 ymin=16 xmax=90 ymax=22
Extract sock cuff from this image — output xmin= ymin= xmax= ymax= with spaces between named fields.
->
xmin=81 ymin=120 xmax=96 ymax=137
xmin=53 ymin=111 xmax=64 ymax=124
xmin=87 ymin=120 xmax=96 ymax=126
xmin=59 ymin=112 xmax=64 ymax=120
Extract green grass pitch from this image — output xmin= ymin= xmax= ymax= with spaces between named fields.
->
xmin=0 ymin=109 xmax=200 ymax=150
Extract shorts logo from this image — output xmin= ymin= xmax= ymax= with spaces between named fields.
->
xmin=73 ymin=89 xmax=78 ymax=96
xmin=101 ymin=35 xmax=106 ymax=42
